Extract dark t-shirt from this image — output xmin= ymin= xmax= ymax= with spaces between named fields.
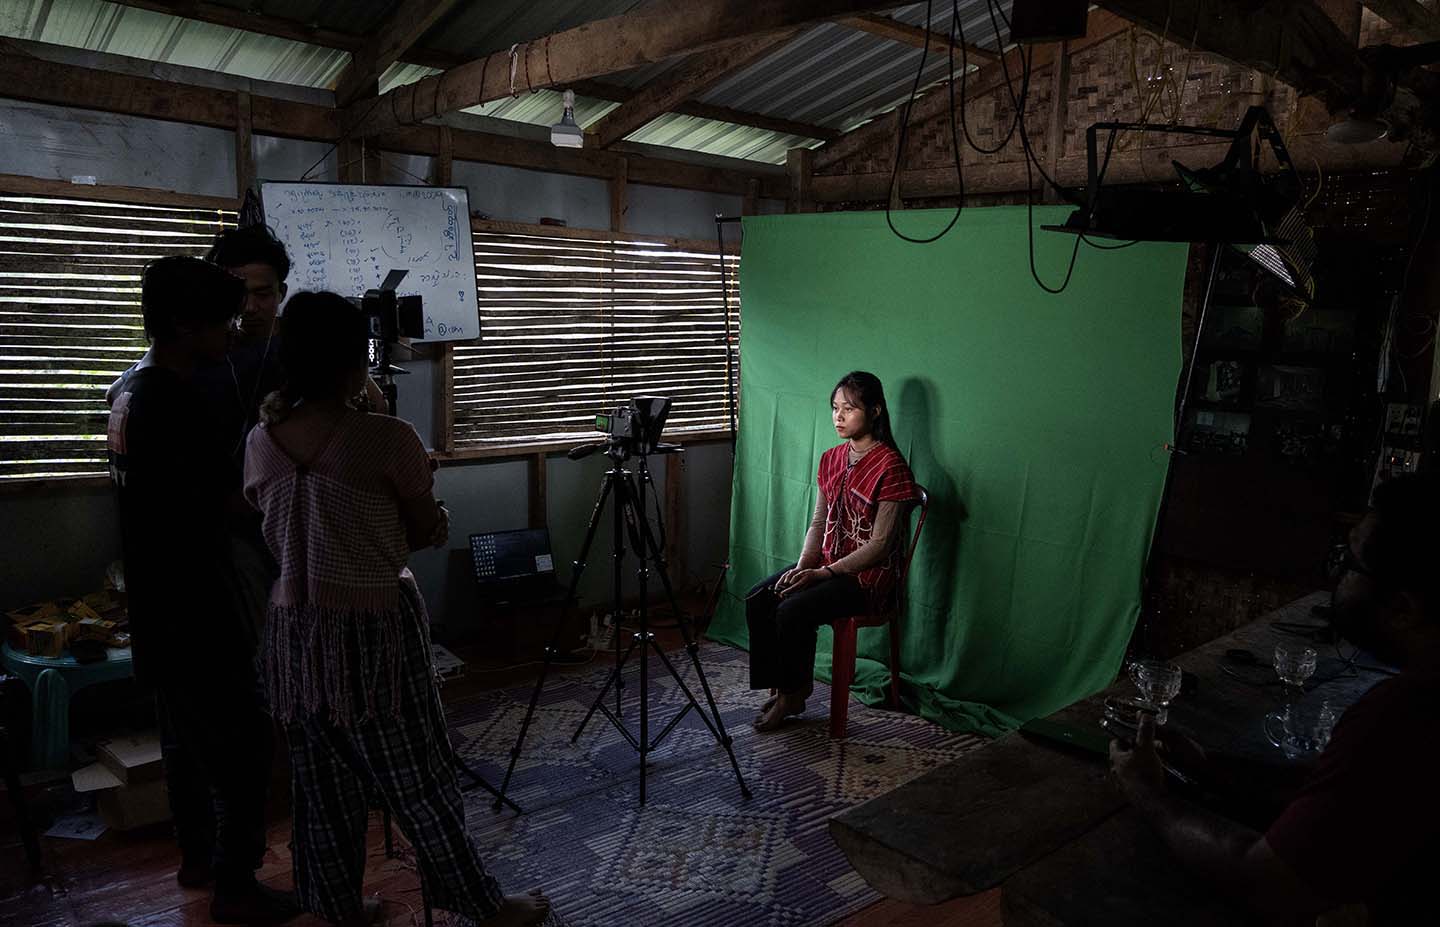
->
xmin=113 ymin=336 xmax=283 ymax=469
xmin=1266 ymin=673 xmax=1440 ymax=924
xmin=107 ymin=366 xmax=248 ymax=682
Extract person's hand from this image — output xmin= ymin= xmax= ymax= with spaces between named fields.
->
xmin=1109 ymin=711 xmax=1167 ymax=801
xmin=429 ymin=501 xmax=451 ymax=549
xmin=776 ymin=567 xmax=826 ymax=597
xmin=775 ymin=566 xmax=804 ymax=590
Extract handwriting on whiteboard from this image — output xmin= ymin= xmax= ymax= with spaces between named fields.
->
xmin=262 ymin=183 xmax=478 ymax=342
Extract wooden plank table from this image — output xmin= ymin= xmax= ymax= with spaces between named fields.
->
xmin=829 ymin=591 xmax=1389 ymax=923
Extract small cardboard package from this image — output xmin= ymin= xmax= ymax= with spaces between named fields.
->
xmin=71 ymin=732 xmax=170 ymax=831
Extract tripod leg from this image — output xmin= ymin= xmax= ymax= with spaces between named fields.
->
xmin=619 ymin=474 xmax=652 ymax=805
xmin=573 ymin=632 xmax=641 ymax=745
xmin=631 ymin=461 xmax=752 ymax=799
xmin=494 ymin=476 xmax=614 ymax=811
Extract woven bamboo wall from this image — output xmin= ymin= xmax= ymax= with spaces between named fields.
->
xmin=817 ymin=7 xmax=1418 ymax=205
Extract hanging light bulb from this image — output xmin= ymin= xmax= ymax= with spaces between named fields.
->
xmin=550 ymin=89 xmax=584 ymax=149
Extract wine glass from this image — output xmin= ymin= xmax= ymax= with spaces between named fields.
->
xmin=1273 ymin=643 xmax=1317 ymax=702
xmin=1130 ymin=659 xmax=1183 ymax=725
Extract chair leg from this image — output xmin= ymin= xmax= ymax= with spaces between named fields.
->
xmin=887 ymin=622 xmax=902 ymax=710
xmin=1 ymin=722 xmax=41 ymax=875
xmin=829 ymin=622 xmax=856 ymax=739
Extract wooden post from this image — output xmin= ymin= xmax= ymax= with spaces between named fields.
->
xmin=1044 ymin=41 xmax=1071 ymax=204
xmin=787 ymin=148 xmax=814 ymax=213
xmin=610 ymin=157 xmax=628 ymax=232
xmin=435 ymin=342 xmax=455 ymax=454
xmin=742 ymin=177 xmax=759 ymax=216
xmin=529 ymin=453 xmax=548 ymax=529
xmin=432 ymin=124 xmax=457 ymax=455
xmin=235 ymin=90 xmax=255 ymax=200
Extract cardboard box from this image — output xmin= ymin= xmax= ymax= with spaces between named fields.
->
xmin=22 ymin=621 xmax=68 ymax=657
xmin=97 ymin=734 xmax=164 ymax=786
xmin=71 ymin=731 xmax=171 ymax=831
xmin=70 ymin=616 xmax=117 ymax=643
xmin=97 ymin=779 xmax=170 ymax=831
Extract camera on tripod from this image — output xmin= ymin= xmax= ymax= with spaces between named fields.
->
xmin=352 ymin=269 xmax=424 ymax=415
xmin=573 ymin=395 xmax=679 ymax=460
xmin=357 ymin=268 xmax=425 ymax=348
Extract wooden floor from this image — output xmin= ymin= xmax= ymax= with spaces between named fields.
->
xmin=1 ymin=619 xmax=1003 ymax=927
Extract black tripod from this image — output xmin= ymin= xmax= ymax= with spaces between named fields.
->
xmin=495 ymin=443 xmax=751 ymax=807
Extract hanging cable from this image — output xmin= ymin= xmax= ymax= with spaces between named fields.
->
xmin=956 ymin=0 xmax=1022 ymax=154
xmin=884 ymin=0 xmax=965 ymax=244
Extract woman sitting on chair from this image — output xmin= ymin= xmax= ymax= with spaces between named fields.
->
xmin=747 ymin=370 xmax=917 ymax=732
xmin=244 ymin=292 xmax=549 ymax=927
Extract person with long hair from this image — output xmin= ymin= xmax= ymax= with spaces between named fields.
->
xmin=243 ymin=292 xmax=550 ymax=927
xmin=746 ymin=371 xmax=918 ymax=732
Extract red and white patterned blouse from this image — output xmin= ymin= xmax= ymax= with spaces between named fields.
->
xmin=817 ymin=442 xmax=917 ymax=609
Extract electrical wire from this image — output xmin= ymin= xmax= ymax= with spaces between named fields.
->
xmin=977 ymin=1 xmax=1083 ymax=294
xmin=955 ymin=1 xmax=1022 ymax=154
xmin=884 ymin=0 xmax=965 ymax=244
xmin=298 ymin=93 xmax=391 ymax=182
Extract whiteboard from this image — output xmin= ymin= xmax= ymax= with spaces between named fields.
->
xmin=260 ymin=182 xmax=478 ymax=341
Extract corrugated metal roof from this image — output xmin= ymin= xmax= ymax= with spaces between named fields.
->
xmin=0 ymin=0 xmax=1017 ymax=165
xmin=1 ymin=0 xmax=352 ymax=86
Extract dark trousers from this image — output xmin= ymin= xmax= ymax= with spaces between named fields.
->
xmin=746 ymin=564 xmax=863 ymax=694
xmin=156 ymin=656 xmax=272 ymax=887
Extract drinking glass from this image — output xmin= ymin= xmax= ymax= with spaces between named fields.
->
xmin=1265 ymin=700 xmax=1337 ymax=759
xmin=1129 ymin=659 xmax=1183 ymax=725
xmin=1273 ymin=643 xmax=1318 ymax=701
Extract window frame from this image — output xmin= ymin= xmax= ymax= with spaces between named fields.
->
xmin=435 ymin=217 xmax=740 ymax=461
xmin=0 ymin=175 xmax=238 ymax=492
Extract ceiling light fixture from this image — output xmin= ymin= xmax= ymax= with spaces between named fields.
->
xmin=550 ymin=89 xmax=584 ymax=149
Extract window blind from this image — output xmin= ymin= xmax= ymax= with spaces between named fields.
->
xmin=454 ymin=222 xmax=740 ymax=450
xmin=0 ymin=194 xmax=236 ymax=481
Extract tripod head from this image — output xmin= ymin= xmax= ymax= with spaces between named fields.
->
xmin=566 ymin=440 xmax=682 ymax=463
xmin=566 ymin=395 xmax=682 ymax=462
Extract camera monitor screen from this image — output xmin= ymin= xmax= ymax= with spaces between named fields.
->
xmin=470 ymin=529 xmax=556 ymax=585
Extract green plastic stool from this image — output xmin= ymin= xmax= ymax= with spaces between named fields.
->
xmin=0 ymin=642 xmax=134 ymax=770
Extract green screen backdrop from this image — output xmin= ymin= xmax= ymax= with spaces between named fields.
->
xmin=708 ymin=207 xmax=1188 ymax=736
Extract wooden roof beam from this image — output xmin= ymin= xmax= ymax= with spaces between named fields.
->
xmin=1361 ymin=1 xmax=1440 ymax=41
xmin=101 ymin=1 xmax=364 ymax=51
xmin=586 ymin=30 xmax=800 ymax=149
xmin=811 ymin=136 xmax=1404 ymax=200
xmin=569 ymin=80 xmax=841 ymax=141
xmin=95 ymin=2 xmax=839 ymax=141
xmin=341 ymin=0 xmax=906 ymax=139
xmin=0 ymin=46 xmax=785 ymax=199
xmin=0 ymin=43 xmax=337 ymax=139
xmin=838 ymin=12 xmax=1000 ymax=64
xmin=335 ymin=0 xmax=464 ymax=105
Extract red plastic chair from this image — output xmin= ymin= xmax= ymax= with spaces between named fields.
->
xmin=828 ymin=485 xmax=929 ymax=738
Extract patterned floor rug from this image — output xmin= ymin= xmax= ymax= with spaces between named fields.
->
xmin=445 ymin=642 xmax=988 ymax=927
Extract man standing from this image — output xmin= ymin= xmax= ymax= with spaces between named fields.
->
xmin=108 ymin=256 xmax=296 ymax=924
xmin=1111 ymin=473 xmax=1440 ymax=924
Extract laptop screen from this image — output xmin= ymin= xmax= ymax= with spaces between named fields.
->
xmin=470 ymin=528 xmax=555 ymax=584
